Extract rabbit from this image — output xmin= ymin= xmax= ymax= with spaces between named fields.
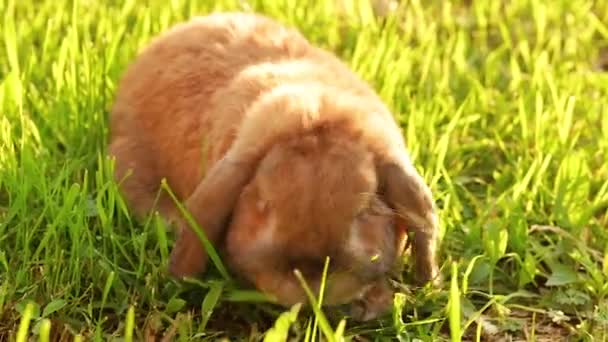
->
xmin=108 ymin=12 xmax=440 ymax=321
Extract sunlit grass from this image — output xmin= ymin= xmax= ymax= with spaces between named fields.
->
xmin=1 ymin=0 xmax=608 ymax=340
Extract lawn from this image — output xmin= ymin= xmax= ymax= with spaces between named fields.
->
xmin=1 ymin=0 xmax=608 ymax=341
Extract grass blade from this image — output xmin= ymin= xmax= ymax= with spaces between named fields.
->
xmin=16 ymin=302 xmax=35 ymax=342
xmin=293 ymin=269 xmax=337 ymax=342
xmin=448 ymin=263 xmax=461 ymax=342
xmin=263 ymin=303 xmax=301 ymax=342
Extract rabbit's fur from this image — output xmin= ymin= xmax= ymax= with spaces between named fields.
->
xmin=109 ymin=12 xmax=440 ymax=320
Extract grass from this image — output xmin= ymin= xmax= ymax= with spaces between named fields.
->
xmin=1 ymin=0 xmax=608 ymax=340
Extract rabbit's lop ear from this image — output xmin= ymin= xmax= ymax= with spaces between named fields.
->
xmin=168 ymin=152 xmax=259 ymax=278
xmin=378 ymin=158 xmax=440 ymax=286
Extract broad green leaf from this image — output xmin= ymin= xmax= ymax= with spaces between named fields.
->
xmin=166 ymin=297 xmax=187 ymax=314
xmin=41 ymin=299 xmax=66 ymax=318
xmin=546 ymin=264 xmax=578 ymax=286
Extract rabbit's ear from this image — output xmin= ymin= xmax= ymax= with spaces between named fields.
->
xmin=168 ymin=152 xmax=259 ymax=278
xmin=377 ymin=158 xmax=440 ymax=286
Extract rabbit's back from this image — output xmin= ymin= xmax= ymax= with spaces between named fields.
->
xmin=109 ymin=13 xmax=317 ymax=202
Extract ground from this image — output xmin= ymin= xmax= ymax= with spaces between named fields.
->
xmin=1 ymin=0 xmax=607 ymax=341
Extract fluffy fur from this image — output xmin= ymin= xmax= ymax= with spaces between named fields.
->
xmin=108 ymin=12 xmax=440 ymax=320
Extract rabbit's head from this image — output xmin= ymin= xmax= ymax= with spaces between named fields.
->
xmin=226 ymin=124 xmax=403 ymax=278
xmin=168 ymin=83 xmax=439 ymax=290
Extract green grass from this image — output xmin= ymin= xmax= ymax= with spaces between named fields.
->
xmin=1 ymin=0 xmax=608 ymax=340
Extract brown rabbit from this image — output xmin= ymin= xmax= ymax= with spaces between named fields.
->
xmin=108 ymin=12 xmax=440 ymax=320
